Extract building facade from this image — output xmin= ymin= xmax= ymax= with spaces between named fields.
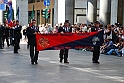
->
xmin=28 ymin=0 xmax=54 ymax=26
xmin=28 ymin=0 xmax=124 ymax=26
xmin=0 ymin=0 xmax=124 ymax=26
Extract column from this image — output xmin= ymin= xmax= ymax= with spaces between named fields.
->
xmin=87 ymin=0 xmax=97 ymax=24
xmin=12 ymin=0 xmax=17 ymax=21
xmin=65 ymin=0 xmax=74 ymax=25
xmin=12 ymin=0 xmax=28 ymax=26
xmin=111 ymin=0 xmax=118 ymax=24
xmin=0 ymin=11 xmax=3 ymax=24
xmin=117 ymin=0 xmax=123 ymax=25
xmin=54 ymin=0 xmax=65 ymax=25
xmin=123 ymin=0 xmax=124 ymax=26
xmin=99 ymin=0 xmax=111 ymax=25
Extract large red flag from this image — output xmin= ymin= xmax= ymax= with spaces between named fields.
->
xmin=36 ymin=31 xmax=104 ymax=51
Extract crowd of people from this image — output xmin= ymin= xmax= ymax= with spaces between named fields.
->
xmin=0 ymin=20 xmax=22 ymax=53
xmin=0 ymin=19 xmax=124 ymax=65
xmin=100 ymin=23 xmax=124 ymax=57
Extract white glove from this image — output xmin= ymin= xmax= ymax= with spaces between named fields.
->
xmin=12 ymin=27 xmax=15 ymax=29
xmin=12 ymin=38 xmax=14 ymax=40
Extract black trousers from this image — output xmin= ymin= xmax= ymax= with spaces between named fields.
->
xmin=59 ymin=49 xmax=69 ymax=61
xmin=14 ymin=39 xmax=20 ymax=53
xmin=3 ymin=36 xmax=9 ymax=47
xmin=10 ymin=36 xmax=14 ymax=46
xmin=27 ymin=37 xmax=29 ymax=48
xmin=30 ymin=44 xmax=39 ymax=62
xmin=92 ymin=46 xmax=100 ymax=61
xmin=0 ymin=37 xmax=2 ymax=48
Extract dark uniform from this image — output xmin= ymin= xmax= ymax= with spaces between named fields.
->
xmin=0 ymin=25 xmax=4 ymax=49
xmin=13 ymin=20 xmax=22 ymax=53
xmin=26 ymin=27 xmax=30 ymax=49
xmin=2 ymin=23 xmax=10 ymax=47
xmin=91 ymin=21 xmax=101 ymax=64
xmin=58 ymin=21 xmax=72 ymax=63
xmin=27 ymin=19 xmax=39 ymax=65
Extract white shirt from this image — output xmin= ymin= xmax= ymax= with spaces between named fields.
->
xmin=39 ymin=27 xmax=46 ymax=34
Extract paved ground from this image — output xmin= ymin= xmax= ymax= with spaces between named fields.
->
xmin=0 ymin=42 xmax=124 ymax=83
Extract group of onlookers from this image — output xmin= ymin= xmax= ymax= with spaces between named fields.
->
xmin=37 ymin=23 xmax=92 ymax=34
xmin=100 ymin=23 xmax=124 ymax=57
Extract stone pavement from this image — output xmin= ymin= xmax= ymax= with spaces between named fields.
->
xmin=0 ymin=42 xmax=124 ymax=83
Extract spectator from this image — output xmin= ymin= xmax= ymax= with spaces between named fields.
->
xmin=87 ymin=24 xmax=92 ymax=33
xmin=100 ymin=39 xmax=108 ymax=54
xmin=118 ymin=26 xmax=123 ymax=43
xmin=22 ymin=26 xmax=27 ymax=40
xmin=53 ymin=24 xmax=59 ymax=33
xmin=104 ymin=25 xmax=108 ymax=39
xmin=106 ymin=40 xmax=123 ymax=57
xmin=112 ymin=24 xmax=118 ymax=43
xmin=46 ymin=24 xmax=53 ymax=33
xmin=104 ymin=36 xmax=114 ymax=53
xmin=105 ymin=24 xmax=112 ymax=40
xmin=39 ymin=24 xmax=46 ymax=34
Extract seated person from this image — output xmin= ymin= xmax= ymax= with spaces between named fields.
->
xmin=100 ymin=39 xmax=109 ymax=53
xmin=106 ymin=40 xmax=123 ymax=57
xmin=104 ymin=37 xmax=114 ymax=53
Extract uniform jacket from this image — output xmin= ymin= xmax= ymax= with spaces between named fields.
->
xmin=3 ymin=26 xmax=10 ymax=37
xmin=0 ymin=25 xmax=4 ymax=37
xmin=13 ymin=25 xmax=22 ymax=39
xmin=58 ymin=26 xmax=72 ymax=33
xmin=27 ymin=25 xmax=39 ymax=45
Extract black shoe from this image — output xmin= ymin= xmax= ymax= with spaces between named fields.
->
xmin=13 ymin=52 xmax=18 ymax=54
xmin=0 ymin=48 xmax=3 ymax=49
xmin=27 ymin=46 xmax=29 ymax=49
xmin=31 ymin=62 xmax=34 ymax=65
xmin=64 ymin=60 xmax=69 ymax=64
xmin=93 ymin=61 xmax=100 ymax=64
xmin=8 ymin=45 xmax=10 ymax=47
xmin=60 ymin=59 xmax=63 ymax=63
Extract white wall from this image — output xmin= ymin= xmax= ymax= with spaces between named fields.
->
xmin=74 ymin=9 xmax=86 ymax=24
xmin=0 ymin=11 xmax=3 ymax=24
xmin=75 ymin=0 xmax=87 ymax=8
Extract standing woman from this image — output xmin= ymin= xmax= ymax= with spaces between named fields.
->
xmin=118 ymin=26 xmax=123 ymax=43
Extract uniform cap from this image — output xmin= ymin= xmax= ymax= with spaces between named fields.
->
xmin=32 ymin=19 xmax=36 ymax=21
xmin=16 ymin=20 xmax=19 ymax=22
xmin=95 ymin=21 xmax=100 ymax=24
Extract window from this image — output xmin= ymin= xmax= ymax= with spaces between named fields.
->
xmin=28 ymin=11 xmax=35 ymax=23
xmin=37 ymin=0 xmax=40 ymax=2
xmin=28 ymin=0 xmax=35 ymax=3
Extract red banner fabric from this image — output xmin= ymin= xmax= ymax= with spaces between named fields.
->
xmin=36 ymin=31 xmax=103 ymax=51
